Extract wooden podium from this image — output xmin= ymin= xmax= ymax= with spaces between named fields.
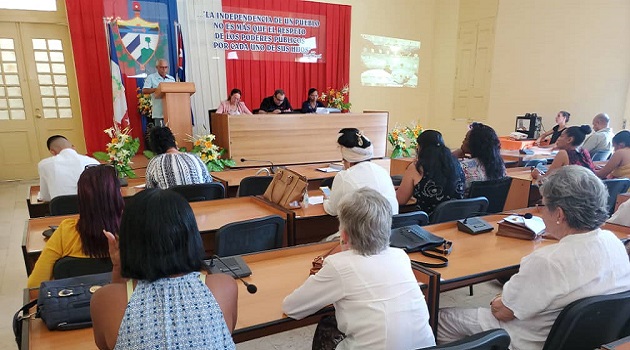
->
xmin=155 ymin=82 xmax=196 ymax=149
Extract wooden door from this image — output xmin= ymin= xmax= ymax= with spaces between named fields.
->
xmin=0 ymin=21 xmax=84 ymax=180
xmin=452 ymin=21 xmax=477 ymax=120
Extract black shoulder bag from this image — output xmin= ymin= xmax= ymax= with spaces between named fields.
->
xmin=390 ymin=225 xmax=452 ymax=268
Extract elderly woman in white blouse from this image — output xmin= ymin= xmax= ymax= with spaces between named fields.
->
xmin=283 ymin=188 xmax=435 ymax=350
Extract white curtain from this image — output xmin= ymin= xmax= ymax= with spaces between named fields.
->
xmin=176 ymin=0 xmax=227 ymax=136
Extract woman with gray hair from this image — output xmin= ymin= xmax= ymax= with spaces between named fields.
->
xmin=283 ymin=188 xmax=435 ymax=349
xmin=438 ymin=166 xmax=630 ymax=350
xmin=323 ymin=128 xmax=398 ymax=217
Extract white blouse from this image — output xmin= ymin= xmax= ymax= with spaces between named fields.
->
xmin=323 ymin=161 xmax=399 ymax=216
xmin=283 ymin=248 xmax=435 ymax=350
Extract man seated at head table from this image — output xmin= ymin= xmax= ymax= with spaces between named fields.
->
xmin=38 ymin=135 xmax=99 ymax=201
xmin=438 ymin=166 xmax=630 ymax=350
xmin=258 ymin=89 xmax=293 ymax=114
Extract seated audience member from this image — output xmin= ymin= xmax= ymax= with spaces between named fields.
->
xmin=145 ymin=126 xmax=212 ymax=189
xmin=438 ymin=166 xmax=630 ymax=349
xmin=535 ymin=110 xmax=570 ymax=148
xmin=397 ymin=130 xmax=465 ymax=217
xmin=452 ymin=122 xmax=506 ymax=193
xmin=323 ymin=128 xmax=398 ymax=216
xmin=582 ymin=113 xmax=613 ymax=158
xmin=532 ymin=125 xmax=595 ymax=181
xmin=595 ymin=130 xmax=630 ymax=179
xmin=38 ymin=135 xmax=99 ymax=201
xmin=27 ymin=165 xmax=123 ymax=287
xmin=215 ymin=88 xmax=252 ymax=115
xmin=301 ymin=88 xmax=324 ymax=113
xmin=283 ymin=188 xmax=436 ymax=350
xmin=91 ymin=189 xmax=237 ymax=350
xmin=259 ymin=89 xmax=293 ymax=114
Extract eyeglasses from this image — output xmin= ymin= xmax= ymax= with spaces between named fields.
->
xmin=84 ymin=163 xmax=119 ymax=177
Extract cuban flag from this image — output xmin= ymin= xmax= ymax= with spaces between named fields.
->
xmin=176 ymin=22 xmax=185 ymax=83
xmin=108 ymin=22 xmax=128 ymax=126
xmin=176 ymin=22 xmax=194 ymax=125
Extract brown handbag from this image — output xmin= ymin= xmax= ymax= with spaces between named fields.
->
xmin=263 ymin=168 xmax=308 ymax=209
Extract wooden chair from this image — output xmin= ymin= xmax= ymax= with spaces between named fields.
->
xmin=169 ymin=182 xmax=226 ymax=202
xmin=215 ymin=215 xmax=285 ymax=257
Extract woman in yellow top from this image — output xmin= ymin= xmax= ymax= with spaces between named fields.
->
xmin=27 ymin=165 xmax=124 ymax=287
xmin=595 ymin=130 xmax=630 ymax=179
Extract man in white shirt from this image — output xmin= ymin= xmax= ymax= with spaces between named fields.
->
xmin=38 ymin=135 xmax=99 ymax=201
xmin=582 ymin=113 xmax=613 ymax=158
xmin=142 ymin=58 xmax=175 ymax=126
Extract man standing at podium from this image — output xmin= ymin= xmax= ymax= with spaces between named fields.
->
xmin=143 ymin=58 xmax=175 ymax=126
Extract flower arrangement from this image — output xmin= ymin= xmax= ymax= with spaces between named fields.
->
xmin=136 ymin=87 xmax=152 ymax=119
xmin=93 ymin=126 xmax=141 ymax=178
xmin=387 ymin=123 xmax=423 ymax=158
xmin=319 ymin=85 xmax=351 ymax=111
xmin=190 ymin=133 xmax=236 ymax=172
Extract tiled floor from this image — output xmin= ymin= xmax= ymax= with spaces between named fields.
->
xmin=0 ymin=180 xmax=501 ymax=350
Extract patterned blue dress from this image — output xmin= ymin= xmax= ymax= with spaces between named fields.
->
xmin=115 ymin=272 xmax=235 ymax=349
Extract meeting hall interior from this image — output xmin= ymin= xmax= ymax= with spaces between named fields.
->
xmin=2 ymin=0 xmax=630 ymax=349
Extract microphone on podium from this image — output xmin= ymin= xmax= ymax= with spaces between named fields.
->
xmin=240 ymin=158 xmax=279 ymax=174
xmin=208 ymin=255 xmax=257 ymax=294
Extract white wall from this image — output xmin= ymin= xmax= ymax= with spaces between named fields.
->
xmin=428 ymin=0 xmax=630 ymax=146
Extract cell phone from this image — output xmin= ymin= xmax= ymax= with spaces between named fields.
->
xmin=320 ymin=186 xmax=331 ymax=197
xmin=49 ymin=225 xmax=59 ymax=230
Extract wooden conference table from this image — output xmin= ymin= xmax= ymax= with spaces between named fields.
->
xmin=22 ymin=197 xmax=292 ymax=274
xmin=22 ymin=210 xmax=630 ymax=349
xmin=26 ymin=178 xmax=146 ymax=218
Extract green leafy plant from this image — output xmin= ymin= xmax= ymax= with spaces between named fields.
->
xmin=93 ymin=126 xmax=140 ymax=178
xmin=189 ymin=133 xmax=235 ymax=172
xmin=387 ymin=123 xmax=423 ymax=158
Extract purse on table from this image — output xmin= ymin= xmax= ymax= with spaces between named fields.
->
xmin=390 ymin=225 xmax=452 ymax=268
xmin=263 ymin=168 xmax=308 ymax=209
xmin=36 ymin=272 xmax=111 ymax=330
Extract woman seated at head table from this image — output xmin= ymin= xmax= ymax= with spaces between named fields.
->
xmin=451 ymin=122 xmax=507 ymax=194
xmin=535 ymin=110 xmax=570 ymax=148
xmin=146 ymin=126 xmax=212 ymax=189
xmin=532 ymin=125 xmax=595 ymax=181
xmin=91 ymin=189 xmax=237 ymax=350
xmin=301 ymin=87 xmax=325 ymax=113
xmin=595 ymin=130 xmax=630 ymax=179
xmin=27 ymin=165 xmax=124 ymax=288
xmin=396 ymin=130 xmax=465 ymax=217
xmin=323 ymin=128 xmax=398 ymax=216
xmin=215 ymin=88 xmax=253 ymax=115
xmin=438 ymin=165 xmax=630 ymax=349
xmin=283 ymin=188 xmax=436 ymax=349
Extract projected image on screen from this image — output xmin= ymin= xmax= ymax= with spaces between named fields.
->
xmin=360 ymin=34 xmax=421 ymax=88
